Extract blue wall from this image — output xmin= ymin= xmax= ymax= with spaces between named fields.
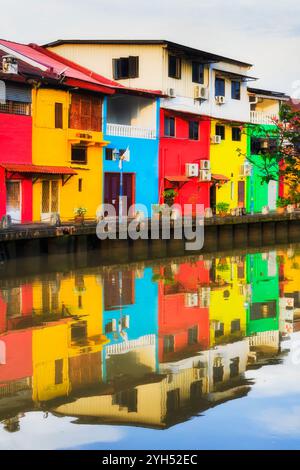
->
xmin=102 ymin=267 xmax=159 ymax=380
xmin=103 ymin=97 xmax=160 ymax=216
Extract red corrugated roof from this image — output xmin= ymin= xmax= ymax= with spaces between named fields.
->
xmin=165 ymin=176 xmax=190 ymax=182
xmin=1 ymin=163 xmax=77 ymax=175
xmin=212 ymin=174 xmax=230 ymax=181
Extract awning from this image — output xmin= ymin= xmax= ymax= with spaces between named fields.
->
xmin=212 ymin=173 xmax=230 ymax=182
xmin=1 ymin=163 xmax=77 ymax=186
xmin=214 ymin=68 xmax=257 ymax=82
xmin=1 ymin=163 xmax=77 ymax=175
xmin=165 ymin=176 xmax=190 ymax=183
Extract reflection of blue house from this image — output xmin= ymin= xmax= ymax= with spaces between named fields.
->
xmin=103 ymin=93 xmax=160 ymax=216
xmin=102 ymin=267 xmax=158 ymax=382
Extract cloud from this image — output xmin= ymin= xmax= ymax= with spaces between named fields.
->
xmin=0 ymin=0 xmax=299 ymax=92
xmin=256 ymin=406 xmax=300 ymax=436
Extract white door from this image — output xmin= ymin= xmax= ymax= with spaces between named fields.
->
xmin=6 ymin=181 xmax=21 ymax=223
xmin=41 ymin=180 xmax=59 ymax=222
xmin=268 ymin=180 xmax=277 ymax=211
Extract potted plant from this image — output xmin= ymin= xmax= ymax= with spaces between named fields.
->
xmin=276 ymin=197 xmax=288 ymax=214
xmin=163 ymin=188 xmax=178 ymax=207
xmin=216 ymin=202 xmax=230 ymax=217
xmin=74 ymin=207 xmax=87 ymax=224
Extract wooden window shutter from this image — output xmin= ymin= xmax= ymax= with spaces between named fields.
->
xmin=69 ymin=94 xmax=81 ymax=129
xmin=55 ymin=102 xmax=63 ymax=129
xmin=81 ymin=96 xmax=92 ymax=130
xmin=113 ymin=58 xmax=120 ymax=80
xmin=91 ymin=96 xmax=102 ymax=131
xmin=129 ymin=56 xmax=139 ymax=78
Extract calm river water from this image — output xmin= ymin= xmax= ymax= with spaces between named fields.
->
xmin=0 ymin=244 xmax=300 ymax=450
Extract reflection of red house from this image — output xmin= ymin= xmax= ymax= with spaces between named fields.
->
xmin=0 ymin=330 xmax=32 ymax=383
xmin=159 ymin=109 xmax=211 ymax=211
xmin=0 ymin=285 xmax=33 ymax=334
xmin=158 ymin=261 xmax=210 ymax=363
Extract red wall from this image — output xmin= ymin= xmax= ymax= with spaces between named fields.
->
xmin=158 ymin=261 xmax=210 ymax=363
xmin=0 ymin=114 xmax=33 ymax=222
xmin=0 ymin=330 xmax=32 ymax=383
xmin=159 ymin=109 xmax=211 ymax=210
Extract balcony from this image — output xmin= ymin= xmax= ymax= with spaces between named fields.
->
xmin=250 ymin=111 xmax=277 ymax=125
xmin=106 ymin=123 xmax=156 ymax=140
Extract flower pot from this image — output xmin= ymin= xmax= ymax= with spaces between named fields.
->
xmin=75 ymin=215 xmax=84 ymax=224
xmin=276 ymin=207 xmax=285 ymax=215
xmin=218 ymin=211 xmax=228 ymax=217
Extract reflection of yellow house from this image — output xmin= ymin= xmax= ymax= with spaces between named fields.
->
xmin=210 ymin=119 xmax=247 ymax=211
xmin=32 ymin=274 xmax=107 ymax=402
xmin=210 ymin=256 xmax=247 ymax=346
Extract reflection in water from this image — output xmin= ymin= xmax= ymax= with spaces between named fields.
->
xmin=0 ymin=245 xmax=299 ymax=448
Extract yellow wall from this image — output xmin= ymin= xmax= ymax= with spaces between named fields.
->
xmin=32 ymin=88 xmax=105 ymax=222
xmin=210 ymin=119 xmax=247 ymax=210
xmin=210 ymin=256 xmax=247 ymax=346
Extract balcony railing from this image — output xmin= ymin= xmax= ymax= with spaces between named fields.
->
xmin=106 ymin=123 xmax=156 ymax=139
xmin=250 ymin=111 xmax=277 ymax=125
xmin=0 ymin=101 xmax=31 ymax=116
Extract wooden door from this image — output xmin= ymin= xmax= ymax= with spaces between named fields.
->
xmin=104 ymin=172 xmax=120 ymax=215
xmin=6 ymin=181 xmax=21 ymax=223
xmin=238 ymin=181 xmax=245 ymax=207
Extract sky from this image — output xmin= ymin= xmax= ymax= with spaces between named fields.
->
xmin=0 ymin=0 xmax=299 ymax=94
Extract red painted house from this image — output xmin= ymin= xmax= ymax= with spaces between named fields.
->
xmin=158 ymin=260 xmax=210 ymax=364
xmin=0 ymin=80 xmax=33 ymax=223
xmin=159 ymin=109 xmax=211 ymax=212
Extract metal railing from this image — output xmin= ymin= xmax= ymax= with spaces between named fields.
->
xmin=250 ymin=111 xmax=277 ymax=125
xmin=106 ymin=123 xmax=156 ymax=139
xmin=0 ymin=101 xmax=31 ymax=116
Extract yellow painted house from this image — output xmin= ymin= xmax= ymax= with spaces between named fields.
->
xmin=210 ymin=119 xmax=248 ymax=212
xmin=32 ymin=272 xmax=108 ymax=402
xmin=209 ymin=255 xmax=247 ymax=346
xmin=32 ymin=87 xmax=109 ymax=222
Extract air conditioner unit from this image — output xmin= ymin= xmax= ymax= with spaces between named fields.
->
xmin=211 ymin=135 xmax=222 ymax=144
xmin=122 ymin=315 xmax=130 ymax=329
xmin=212 ymin=320 xmax=221 ymax=331
xmin=199 ymin=296 xmax=210 ymax=308
xmin=199 ymin=287 xmax=211 ymax=296
xmin=240 ymin=163 xmax=252 ymax=177
xmin=167 ymin=88 xmax=176 ymax=98
xmin=111 ymin=319 xmax=117 ymax=332
xmin=2 ymin=56 xmax=18 ymax=75
xmin=215 ymin=95 xmax=226 ymax=105
xmin=194 ymin=85 xmax=209 ymax=100
xmin=199 ymin=170 xmax=212 ymax=182
xmin=200 ymin=160 xmax=210 ymax=170
xmin=185 ymin=163 xmax=199 ymax=177
xmin=184 ymin=293 xmax=198 ymax=308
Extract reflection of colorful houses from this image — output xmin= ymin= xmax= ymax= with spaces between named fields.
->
xmin=102 ymin=267 xmax=158 ymax=382
xmin=157 ymin=260 xmax=210 ymax=364
xmin=209 ymin=256 xmax=247 ymax=346
xmin=246 ymin=252 xmax=279 ymax=336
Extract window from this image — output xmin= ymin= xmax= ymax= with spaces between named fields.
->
xmin=166 ymin=389 xmax=180 ymax=413
xmin=231 ymin=80 xmax=241 ymax=100
xmin=215 ymin=124 xmax=225 ymax=140
xmin=105 ymin=148 xmax=114 ymax=161
xmin=168 ymin=55 xmax=181 ymax=79
xmin=214 ymin=322 xmax=224 ymax=338
xmin=192 ymin=62 xmax=204 ymax=84
xmin=232 ymin=127 xmax=241 ymax=141
xmin=42 ymin=180 xmax=59 ymax=214
xmin=190 ymin=381 xmax=203 ymax=401
xmin=55 ymin=359 xmax=63 ymax=385
xmin=164 ymin=116 xmax=175 ymax=137
xmin=230 ymin=358 xmax=240 ymax=378
xmin=188 ymin=326 xmax=198 ymax=345
xmin=215 ymin=77 xmax=225 ymax=97
xmin=113 ymin=389 xmax=138 ymax=412
xmin=231 ymin=319 xmax=241 ymax=333
xmin=231 ymin=182 xmax=234 ymax=200
xmin=55 ymin=102 xmax=63 ymax=129
xmin=78 ymin=178 xmax=82 ymax=192
xmin=164 ymin=335 xmax=175 ymax=354
xmin=69 ymin=93 xmax=102 ymax=131
xmin=189 ymin=121 xmax=199 ymax=140
xmin=112 ymin=56 xmax=139 ymax=80
xmin=71 ymin=322 xmax=87 ymax=342
xmin=71 ymin=145 xmax=87 ymax=164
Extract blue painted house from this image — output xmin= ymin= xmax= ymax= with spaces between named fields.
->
xmin=102 ymin=267 xmax=159 ymax=382
xmin=103 ymin=91 xmax=160 ymax=217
